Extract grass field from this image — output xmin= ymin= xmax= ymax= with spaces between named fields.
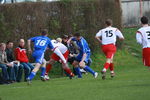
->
xmin=0 ymin=28 xmax=150 ymax=100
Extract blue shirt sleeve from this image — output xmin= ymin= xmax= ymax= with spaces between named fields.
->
xmin=71 ymin=37 xmax=76 ymax=41
xmin=29 ymin=37 xmax=37 ymax=42
xmin=80 ymin=39 xmax=86 ymax=54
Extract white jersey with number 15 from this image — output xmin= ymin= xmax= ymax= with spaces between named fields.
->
xmin=96 ymin=26 xmax=124 ymax=45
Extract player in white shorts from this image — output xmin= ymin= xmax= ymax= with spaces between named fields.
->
xmin=95 ymin=19 xmax=124 ymax=80
xmin=45 ymin=38 xmax=74 ymax=80
xmin=136 ymin=16 xmax=150 ymax=70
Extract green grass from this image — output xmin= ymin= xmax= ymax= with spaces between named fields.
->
xmin=0 ymin=28 xmax=150 ymax=100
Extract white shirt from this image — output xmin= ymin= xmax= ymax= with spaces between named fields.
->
xmin=136 ymin=26 xmax=150 ymax=48
xmin=96 ymin=26 xmax=124 ymax=45
xmin=51 ymin=40 xmax=68 ymax=54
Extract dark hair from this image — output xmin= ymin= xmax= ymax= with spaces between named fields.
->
xmin=6 ymin=41 xmax=13 ymax=45
xmin=61 ymin=35 xmax=68 ymax=39
xmin=105 ymin=19 xmax=113 ymax=26
xmin=74 ymin=32 xmax=81 ymax=37
xmin=41 ymin=29 xmax=48 ymax=36
xmin=141 ymin=16 xmax=148 ymax=24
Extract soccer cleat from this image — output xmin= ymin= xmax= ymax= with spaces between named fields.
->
xmin=110 ymin=72 xmax=115 ymax=78
xmin=94 ymin=72 xmax=98 ymax=78
xmin=41 ymin=76 xmax=46 ymax=82
xmin=69 ymin=73 xmax=75 ymax=79
xmin=44 ymin=75 xmax=50 ymax=80
xmin=26 ymin=78 xmax=31 ymax=85
xmin=101 ymin=71 xmax=106 ymax=80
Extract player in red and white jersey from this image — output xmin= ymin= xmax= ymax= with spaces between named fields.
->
xmin=95 ymin=19 xmax=124 ymax=80
xmin=45 ymin=38 xmax=74 ymax=80
xmin=136 ymin=16 xmax=150 ymax=69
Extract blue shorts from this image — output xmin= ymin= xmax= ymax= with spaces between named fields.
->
xmin=75 ymin=53 xmax=91 ymax=63
xmin=32 ymin=50 xmax=45 ymax=64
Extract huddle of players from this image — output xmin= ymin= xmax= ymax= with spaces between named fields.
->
xmin=27 ymin=16 xmax=150 ymax=84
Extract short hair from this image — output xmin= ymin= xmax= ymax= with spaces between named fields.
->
xmin=105 ymin=19 xmax=113 ymax=26
xmin=0 ymin=43 xmax=6 ymax=47
xmin=41 ymin=29 xmax=48 ymax=36
xmin=74 ymin=32 xmax=81 ymax=37
xmin=6 ymin=41 xmax=13 ymax=45
xmin=56 ymin=38 xmax=62 ymax=43
xmin=141 ymin=16 xmax=148 ymax=24
xmin=61 ymin=35 xmax=68 ymax=39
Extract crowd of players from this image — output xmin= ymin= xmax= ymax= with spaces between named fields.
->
xmin=0 ymin=16 xmax=150 ymax=85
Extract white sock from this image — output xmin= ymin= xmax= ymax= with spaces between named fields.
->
xmin=111 ymin=71 xmax=114 ymax=73
xmin=102 ymin=68 xmax=106 ymax=72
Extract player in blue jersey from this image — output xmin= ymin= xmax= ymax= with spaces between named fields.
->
xmin=67 ymin=33 xmax=98 ymax=78
xmin=27 ymin=29 xmax=67 ymax=84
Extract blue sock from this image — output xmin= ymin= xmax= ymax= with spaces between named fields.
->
xmin=28 ymin=72 xmax=36 ymax=81
xmin=84 ymin=66 xmax=95 ymax=75
xmin=74 ymin=67 xmax=82 ymax=78
xmin=40 ymin=67 xmax=46 ymax=77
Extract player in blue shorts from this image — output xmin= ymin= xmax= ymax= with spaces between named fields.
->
xmin=27 ymin=29 xmax=67 ymax=84
xmin=67 ymin=33 xmax=98 ymax=78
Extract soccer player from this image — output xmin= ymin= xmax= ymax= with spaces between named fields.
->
xmin=136 ymin=16 xmax=150 ymax=70
xmin=95 ymin=19 xmax=124 ymax=80
xmin=27 ymin=29 xmax=67 ymax=84
xmin=67 ymin=33 xmax=98 ymax=78
xmin=45 ymin=39 xmax=74 ymax=80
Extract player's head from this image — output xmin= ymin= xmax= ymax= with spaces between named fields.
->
xmin=105 ymin=19 xmax=113 ymax=26
xmin=19 ymin=39 xmax=25 ymax=47
xmin=41 ymin=29 xmax=48 ymax=36
xmin=0 ymin=43 xmax=6 ymax=51
xmin=56 ymin=38 xmax=62 ymax=43
xmin=74 ymin=32 xmax=81 ymax=40
xmin=6 ymin=41 xmax=13 ymax=49
xmin=141 ymin=16 xmax=148 ymax=25
xmin=62 ymin=35 xmax=68 ymax=43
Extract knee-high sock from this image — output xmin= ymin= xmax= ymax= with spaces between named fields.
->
xmin=28 ymin=72 xmax=36 ymax=81
xmin=104 ymin=63 xmax=110 ymax=69
xmin=84 ymin=66 xmax=95 ymax=75
xmin=64 ymin=67 xmax=73 ymax=76
xmin=41 ymin=67 xmax=46 ymax=77
xmin=46 ymin=64 xmax=52 ymax=75
xmin=74 ymin=67 xmax=82 ymax=78
xmin=109 ymin=63 xmax=114 ymax=72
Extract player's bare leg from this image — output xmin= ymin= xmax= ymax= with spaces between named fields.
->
xmin=27 ymin=63 xmax=41 ymax=85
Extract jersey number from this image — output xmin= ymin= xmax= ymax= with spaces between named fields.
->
xmin=105 ymin=30 xmax=113 ymax=37
xmin=36 ymin=40 xmax=46 ymax=46
xmin=146 ymin=31 xmax=150 ymax=39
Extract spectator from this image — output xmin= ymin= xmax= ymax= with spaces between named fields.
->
xmin=6 ymin=41 xmax=24 ymax=82
xmin=0 ymin=43 xmax=14 ymax=83
xmin=15 ymin=39 xmax=34 ymax=81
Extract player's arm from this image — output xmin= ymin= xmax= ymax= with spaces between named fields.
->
xmin=67 ymin=37 xmax=74 ymax=44
xmin=95 ymin=30 xmax=102 ymax=43
xmin=48 ymin=40 xmax=67 ymax=64
xmin=136 ymin=31 xmax=142 ymax=44
xmin=79 ymin=40 xmax=87 ymax=66
xmin=116 ymin=29 xmax=124 ymax=41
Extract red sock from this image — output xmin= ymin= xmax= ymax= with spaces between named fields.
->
xmin=64 ymin=68 xmax=74 ymax=76
xmin=104 ymin=63 xmax=110 ymax=69
xmin=46 ymin=64 xmax=52 ymax=75
xmin=109 ymin=63 xmax=114 ymax=71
